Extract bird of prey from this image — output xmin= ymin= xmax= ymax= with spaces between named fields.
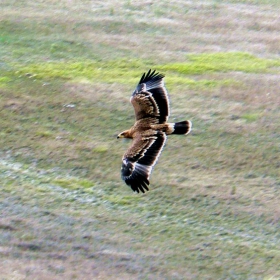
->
xmin=117 ymin=69 xmax=192 ymax=193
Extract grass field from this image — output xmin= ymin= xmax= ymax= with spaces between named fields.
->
xmin=1 ymin=0 xmax=280 ymax=279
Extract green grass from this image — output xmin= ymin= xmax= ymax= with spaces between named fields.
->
xmin=1 ymin=52 xmax=278 ymax=91
xmin=160 ymin=52 xmax=280 ymax=74
xmin=241 ymin=112 xmax=261 ymax=122
xmin=53 ymin=178 xmax=94 ymax=190
xmin=1 ymin=0 xmax=280 ymax=279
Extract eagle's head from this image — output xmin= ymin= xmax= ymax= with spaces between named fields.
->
xmin=117 ymin=130 xmax=132 ymax=139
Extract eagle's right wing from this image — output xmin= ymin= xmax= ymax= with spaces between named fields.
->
xmin=121 ymin=131 xmax=167 ymax=193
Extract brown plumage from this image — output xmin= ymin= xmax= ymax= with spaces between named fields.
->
xmin=117 ymin=69 xmax=192 ymax=193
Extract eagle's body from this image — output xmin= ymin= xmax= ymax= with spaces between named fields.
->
xmin=117 ymin=69 xmax=192 ymax=193
xmin=119 ymin=119 xmax=175 ymax=139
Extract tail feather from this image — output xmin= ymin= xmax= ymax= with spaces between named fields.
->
xmin=171 ymin=120 xmax=192 ymax=135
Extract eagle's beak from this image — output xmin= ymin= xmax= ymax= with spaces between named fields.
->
xmin=117 ymin=131 xmax=129 ymax=139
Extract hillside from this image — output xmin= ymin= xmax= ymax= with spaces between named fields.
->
xmin=0 ymin=0 xmax=279 ymax=279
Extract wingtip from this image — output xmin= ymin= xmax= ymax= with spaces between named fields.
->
xmin=132 ymin=184 xmax=149 ymax=193
xmin=130 ymin=178 xmax=150 ymax=193
xmin=139 ymin=69 xmax=165 ymax=85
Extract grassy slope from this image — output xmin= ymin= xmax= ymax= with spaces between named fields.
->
xmin=0 ymin=0 xmax=280 ymax=279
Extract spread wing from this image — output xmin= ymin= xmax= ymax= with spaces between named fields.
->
xmin=130 ymin=69 xmax=170 ymax=123
xmin=121 ymin=131 xmax=167 ymax=193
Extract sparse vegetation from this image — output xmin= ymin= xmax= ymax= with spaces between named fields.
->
xmin=0 ymin=0 xmax=279 ymax=279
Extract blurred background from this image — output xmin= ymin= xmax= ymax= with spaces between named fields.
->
xmin=1 ymin=0 xmax=279 ymax=279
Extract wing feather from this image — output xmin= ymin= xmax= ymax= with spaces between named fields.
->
xmin=121 ymin=132 xmax=166 ymax=193
xmin=131 ymin=69 xmax=170 ymax=123
xmin=130 ymin=92 xmax=160 ymax=121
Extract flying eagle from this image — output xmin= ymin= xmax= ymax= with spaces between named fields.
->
xmin=117 ymin=69 xmax=192 ymax=193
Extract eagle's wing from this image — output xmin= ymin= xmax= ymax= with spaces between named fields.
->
xmin=130 ymin=69 xmax=170 ymax=123
xmin=121 ymin=131 xmax=166 ymax=193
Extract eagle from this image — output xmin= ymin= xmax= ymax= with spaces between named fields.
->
xmin=117 ymin=69 xmax=192 ymax=193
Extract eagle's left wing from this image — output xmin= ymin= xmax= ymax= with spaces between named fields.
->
xmin=130 ymin=69 xmax=170 ymax=123
xmin=121 ymin=131 xmax=167 ymax=193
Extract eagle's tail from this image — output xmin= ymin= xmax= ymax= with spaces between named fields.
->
xmin=170 ymin=120 xmax=192 ymax=135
